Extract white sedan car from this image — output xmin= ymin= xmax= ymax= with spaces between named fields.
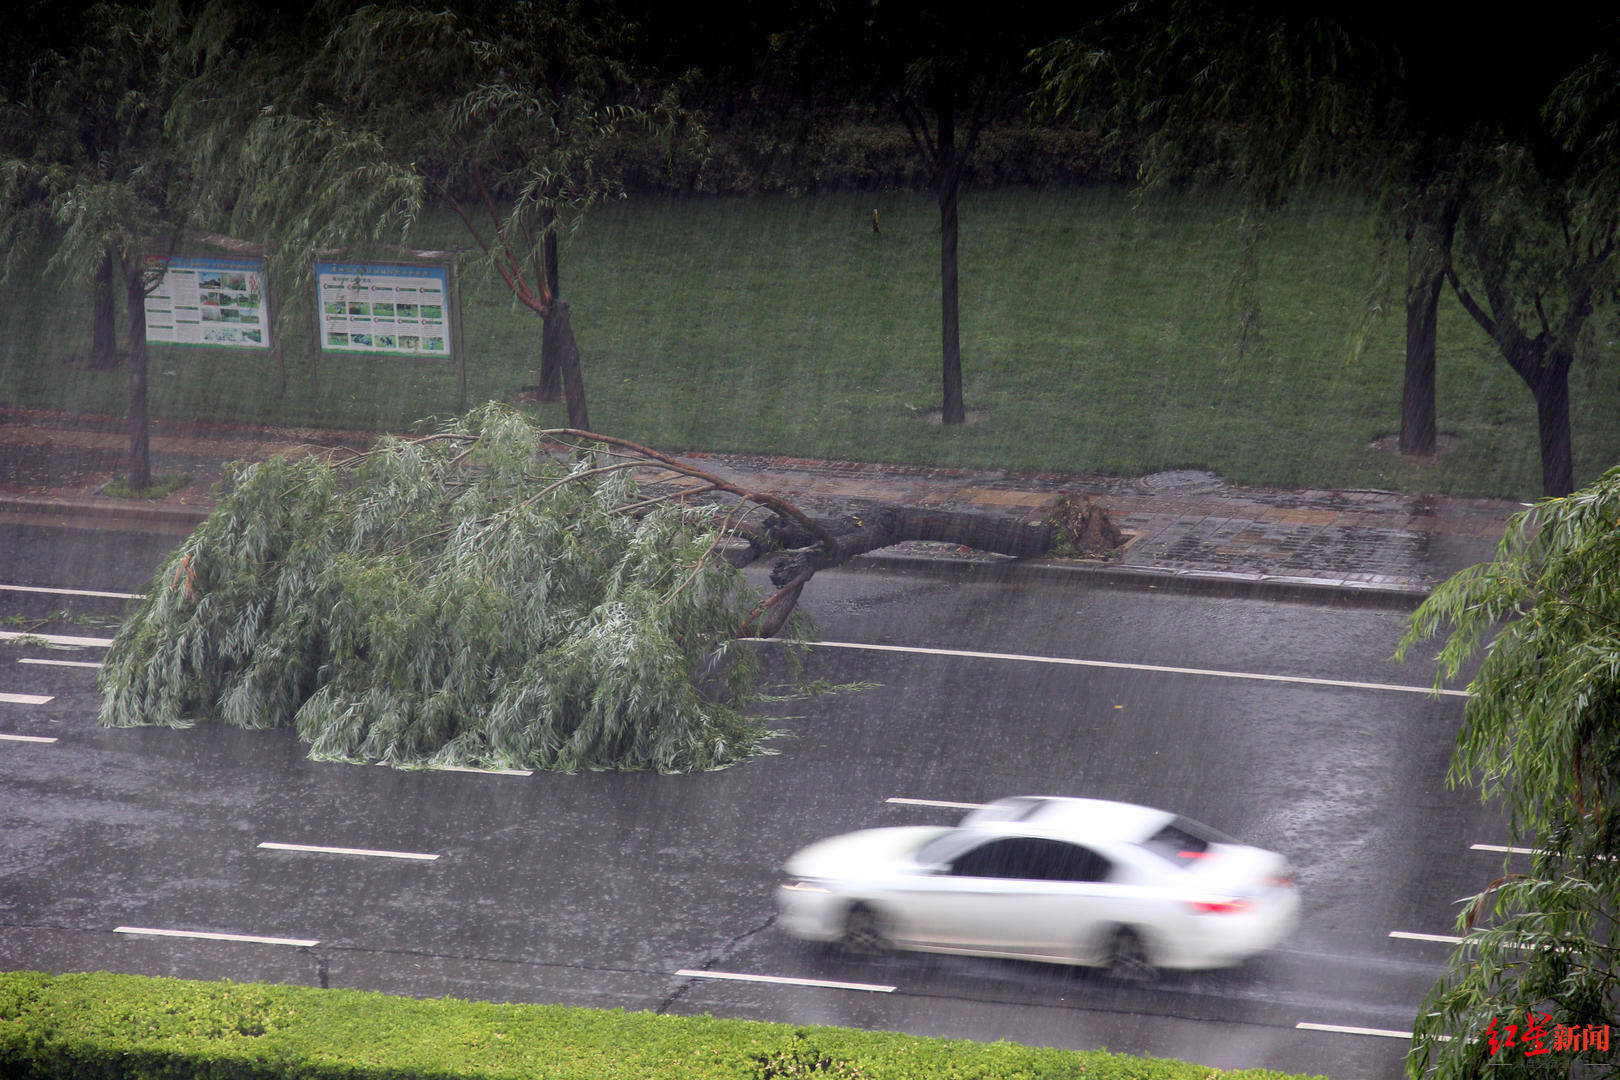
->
xmin=776 ymin=796 xmax=1299 ymax=979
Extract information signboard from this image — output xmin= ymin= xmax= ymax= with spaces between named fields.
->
xmin=316 ymin=261 xmax=452 ymax=359
xmin=144 ymin=255 xmax=272 ymax=349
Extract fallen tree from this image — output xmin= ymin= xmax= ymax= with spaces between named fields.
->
xmin=98 ymin=404 xmax=1117 ymax=772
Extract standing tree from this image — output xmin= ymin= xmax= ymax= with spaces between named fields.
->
xmin=179 ymin=0 xmax=686 ymax=432
xmin=1032 ymin=2 xmax=1605 ymax=485
xmin=0 ymin=2 xmax=203 ymax=488
xmin=1397 ymin=467 xmax=1620 ymax=1078
xmin=761 ymin=4 xmax=1069 ymax=426
xmin=1439 ymin=50 xmax=1620 ymax=497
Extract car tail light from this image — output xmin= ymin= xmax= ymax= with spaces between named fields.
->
xmin=1187 ymin=898 xmax=1251 ymax=914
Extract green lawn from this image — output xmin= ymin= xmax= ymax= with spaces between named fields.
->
xmin=3 ymin=186 xmax=1616 ymax=498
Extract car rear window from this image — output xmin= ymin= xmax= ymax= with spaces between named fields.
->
xmin=1140 ymin=816 xmax=1236 ymax=866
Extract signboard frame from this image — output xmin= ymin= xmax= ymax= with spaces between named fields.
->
xmin=143 ymin=254 xmax=274 ymax=351
xmin=314 ymin=260 xmax=460 ymax=362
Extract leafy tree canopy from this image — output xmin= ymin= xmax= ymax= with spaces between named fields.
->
xmin=98 ymin=404 xmax=803 ymax=772
xmin=1398 ymin=466 xmax=1620 ymax=1077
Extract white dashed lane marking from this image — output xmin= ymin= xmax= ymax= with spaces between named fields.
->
xmin=1296 ymin=1022 xmax=1435 ymax=1040
xmin=114 ymin=926 xmax=319 ymax=948
xmin=0 ymin=630 xmax=114 ymax=648
xmin=0 ymin=583 xmax=143 ymax=600
xmin=258 ymin=842 xmax=440 ymax=861
xmin=674 ymin=969 xmax=895 ymax=993
xmin=886 ymin=797 xmax=989 ymax=810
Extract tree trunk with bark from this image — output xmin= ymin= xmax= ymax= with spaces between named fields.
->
xmin=89 ymin=251 xmax=121 ymax=370
xmin=534 ymin=428 xmax=1123 ymax=640
xmin=1527 ymin=356 xmax=1574 ymax=498
xmin=742 ymin=501 xmax=1121 ymax=637
xmin=536 ymin=211 xmax=562 ymax=402
xmin=550 ymin=300 xmax=591 ymax=431
xmin=120 ymin=255 xmax=152 ymax=491
xmin=1399 ymin=206 xmax=1450 ymax=453
xmin=1445 ymin=254 xmax=1588 ymax=498
xmin=1399 ymin=196 xmax=1460 ymax=455
xmin=936 ymin=95 xmax=965 ymax=426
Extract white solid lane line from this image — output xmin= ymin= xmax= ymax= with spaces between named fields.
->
xmin=0 ymin=630 xmax=114 ymax=647
xmin=0 ymin=733 xmax=58 ymax=743
xmin=785 ymin=640 xmax=1470 ymax=698
xmin=18 ymin=658 xmax=101 ymax=669
xmin=114 ymin=926 xmax=319 ymax=948
xmin=0 ymin=693 xmax=53 ymax=705
xmin=258 ymin=842 xmax=440 ymax=861
xmin=0 ymin=583 xmax=143 ymax=600
xmin=674 ymin=969 xmax=895 ymax=993
xmin=887 ymin=797 xmax=990 ymax=810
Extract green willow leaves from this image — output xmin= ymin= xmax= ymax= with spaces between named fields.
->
xmin=1399 ymin=465 xmax=1620 ymax=1078
xmin=98 ymin=404 xmax=802 ymax=772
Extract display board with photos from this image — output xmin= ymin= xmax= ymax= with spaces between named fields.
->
xmin=316 ymin=261 xmax=452 ymax=359
xmin=144 ymin=255 xmax=272 ymax=349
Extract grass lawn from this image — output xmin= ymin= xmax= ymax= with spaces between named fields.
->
xmin=3 ymin=186 xmax=1616 ymax=499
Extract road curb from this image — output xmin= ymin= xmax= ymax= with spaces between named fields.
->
xmin=847 ymin=550 xmax=1431 ymax=609
xmin=0 ymin=494 xmax=211 ymax=528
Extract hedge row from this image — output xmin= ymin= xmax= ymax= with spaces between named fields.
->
xmin=0 ymin=970 xmax=1325 ymax=1080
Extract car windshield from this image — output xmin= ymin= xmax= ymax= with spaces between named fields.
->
xmin=915 ymin=828 xmax=978 ymax=867
xmin=1138 ymin=816 xmax=1237 ymax=866
xmin=958 ymin=797 xmax=1049 ymax=826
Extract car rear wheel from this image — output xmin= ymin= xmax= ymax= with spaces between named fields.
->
xmin=1104 ymin=927 xmax=1157 ymax=982
xmin=840 ymin=905 xmax=891 ymax=956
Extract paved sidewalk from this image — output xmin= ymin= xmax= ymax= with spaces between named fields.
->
xmin=0 ymin=407 xmax=1524 ymax=607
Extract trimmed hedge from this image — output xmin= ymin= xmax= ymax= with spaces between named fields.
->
xmin=0 ymin=970 xmax=1325 ymax=1080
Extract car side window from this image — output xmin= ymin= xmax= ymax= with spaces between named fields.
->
xmin=950 ymin=838 xmax=1030 ymax=879
xmin=949 ymin=838 xmax=1113 ymax=883
xmin=1040 ymin=840 xmax=1112 ymax=883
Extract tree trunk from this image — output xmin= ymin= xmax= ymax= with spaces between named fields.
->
xmin=937 ymin=96 xmax=965 ymax=426
xmin=121 ymin=256 xmax=152 ymax=491
xmin=537 ymin=212 xmax=562 ymax=402
xmin=89 ymin=251 xmax=121 ymax=370
xmin=1400 ymin=266 xmax=1441 ymax=454
xmin=1399 ymin=197 xmax=1458 ymax=454
xmin=763 ymin=507 xmax=1054 ymax=584
xmin=743 ymin=500 xmax=1122 ymax=636
xmin=1526 ymin=358 xmax=1574 ymax=497
xmin=551 ymin=300 xmax=591 ymax=432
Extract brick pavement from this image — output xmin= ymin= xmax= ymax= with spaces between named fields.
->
xmin=0 ymin=407 xmax=1524 ymax=605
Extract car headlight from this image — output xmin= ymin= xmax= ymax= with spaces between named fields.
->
xmin=780 ymin=880 xmax=831 ymax=893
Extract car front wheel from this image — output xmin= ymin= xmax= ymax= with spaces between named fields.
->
xmin=840 ymin=904 xmax=891 ymax=956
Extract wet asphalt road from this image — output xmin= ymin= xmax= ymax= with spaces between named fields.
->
xmin=0 ymin=519 xmax=1505 ymax=1079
